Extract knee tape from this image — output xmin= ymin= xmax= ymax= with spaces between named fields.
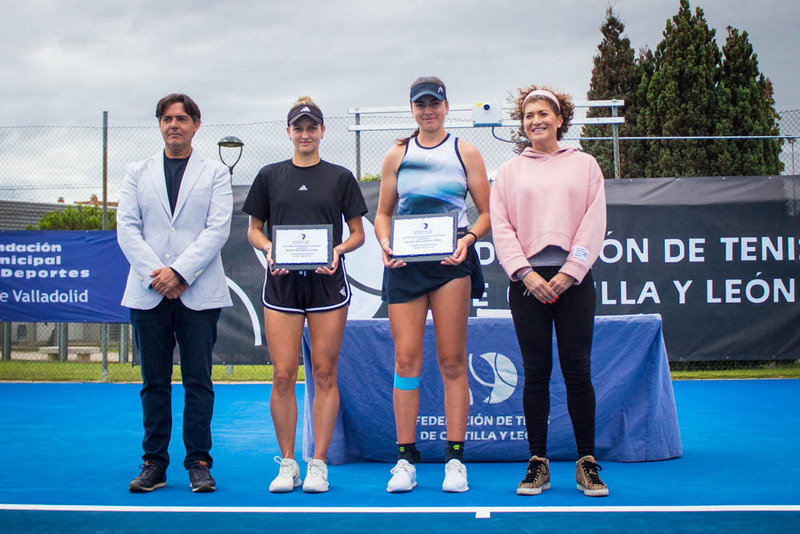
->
xmin=394 ymin=373 xmax=420 ymax=390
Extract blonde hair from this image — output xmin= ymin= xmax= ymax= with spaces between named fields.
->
xmin=292 ymin=95 xmax=317 ymax=108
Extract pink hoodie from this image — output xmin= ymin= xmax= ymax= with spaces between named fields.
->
xmin=490 ymin=147 xmax=606 ymax=284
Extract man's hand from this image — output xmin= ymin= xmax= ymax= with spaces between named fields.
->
xmin=164 ymin=282 xmax=189 ymax=300
xmin=149 ymin=267 xmax=181 ymax=295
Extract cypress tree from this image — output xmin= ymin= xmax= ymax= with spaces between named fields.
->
xmin=642 ymin=0 xmax=730 ymax=177
xmin=719 ymin=26 xmax=783 ymax=175
xmin=582 ymin=8 xmax=641 ymax=178
xmin=630 ymin=47 xmax=656 ymax=178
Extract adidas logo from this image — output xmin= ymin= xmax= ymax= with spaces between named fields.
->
xmin=299 ymin=185 xmax=308 ymax=191
xmin=300 ymin=106 xmax=311 ymax=113
xmin=340 ymin=287 xmax=347 ymax=296
xmin=437 ymin=87 xmax=444 ymax=94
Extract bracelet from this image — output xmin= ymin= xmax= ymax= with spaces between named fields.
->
xmin=465 ymin=231 xmax=478 ymax=244
xmin=518 ymin=267 xmax=533 ymax=281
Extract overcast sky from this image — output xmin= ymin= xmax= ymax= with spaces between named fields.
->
xmin=2 ymin=0 xmax=798 ymax=128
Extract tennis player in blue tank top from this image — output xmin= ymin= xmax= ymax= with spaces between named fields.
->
xmin=374 ymin=77 xmax=491 ymax=493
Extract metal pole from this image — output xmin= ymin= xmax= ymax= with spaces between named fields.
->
xmin=355 ymin=112 xmax=361 ymax=180
xmin=102 ymin=111 xmax=109 ymax=381
xmin=1 ymin=322 xmax=10 ymax=361
xmin=102 ymin=111 xmax=108 ymax=230
xmin=612 ymin=106 xmax=620 ymax=179
xmin=120 ymin=323 xmax=129 ymax=364
xmin=101 ymin=323 xmax=108 ymax=382
xmin=58 ymin=323 xmax=68 ymax=362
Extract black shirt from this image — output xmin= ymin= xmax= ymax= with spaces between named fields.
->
xmin=164 ymin=153 xmax=190 ymax=214
xmin=241 ymin=159 xmax=368 ymax=247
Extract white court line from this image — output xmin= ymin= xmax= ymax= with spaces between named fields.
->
xmin=2 ymin=504 xmax=800 ymax=519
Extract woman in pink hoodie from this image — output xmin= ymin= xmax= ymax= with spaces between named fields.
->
xmin=490 ymin=86 xmax=608 ymax=497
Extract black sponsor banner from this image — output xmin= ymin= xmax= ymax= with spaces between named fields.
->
xmin=216 ymin=176 xmax=800 ymax=363
xmin=594 ymin=176 xmax=800 ymax=360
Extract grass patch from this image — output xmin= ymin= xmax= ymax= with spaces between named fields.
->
xmin=0 ymin=361 xmax=304 ymax=383
xmin=2 ymin=359 xmax=798 ymax=382
xmin=669 ymin=360 xmax=800 ymax=380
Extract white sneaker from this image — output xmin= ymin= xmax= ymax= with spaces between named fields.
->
xmin=442 ymin=459 xmax=469 ymax=493
xmin=386 ymin=459 xmax=417 ymax=493
xmin=269 ymin=456 xmax=301 ymax=493
xmin=303 ymin=458 xmax=329 ymax=493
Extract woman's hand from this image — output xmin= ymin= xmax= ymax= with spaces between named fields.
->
xmin=380 ymin=239 xmax=406 ymax=269
xmin=521 ymin=270 xmax=559 ymax=304
xmin=441 ymin=236 xmax=470 ymax=266
xmin=316 ymin=246 xmax=342 ymax=275
xmin=548 ymin=272 xmax=575 ymax=296
xmin=263 ymin=243 xmax=289 ymax=276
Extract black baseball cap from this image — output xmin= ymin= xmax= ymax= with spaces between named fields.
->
xmin=410 ymin=81 xmax=447 ymax=102
xmin=287 ymin=103 xmax=324 ymax=125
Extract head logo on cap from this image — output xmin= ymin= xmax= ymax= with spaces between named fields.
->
xmin=410 ymin=80 xmax=447 ymax=102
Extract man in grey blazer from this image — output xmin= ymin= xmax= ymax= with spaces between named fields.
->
xmin=117 ymin=93 xmax=233 ymax=493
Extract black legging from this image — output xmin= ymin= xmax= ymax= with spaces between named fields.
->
xmin=508 ymin=267 xmax=596 ymax=458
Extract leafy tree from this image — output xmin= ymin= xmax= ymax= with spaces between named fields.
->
xmin=26 ymin=205 xmax=117 ymax=230
xmin=585 ymin=1 xmax=784 ymax=178
xmin=640 ymin=0 xmax=731 ymax=177
xmin=630 ymin=46 xmax=656 ymax=178
xmin=719 ymin=26 xmax=783 ymax=175
xmin=582 ymin=8 xmax=642 ymax=178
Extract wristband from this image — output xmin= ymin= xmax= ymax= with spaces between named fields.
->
xmin=518 ymin=267 xmax=533 ymax=281
xmin=465 ymin=231 xmax=478 ymax=244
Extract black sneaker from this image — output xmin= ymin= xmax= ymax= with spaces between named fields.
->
xmin=129 ymin=461 xmax=166 ymax=493
xmin=188 ymin=460 xmax=216 ymax=493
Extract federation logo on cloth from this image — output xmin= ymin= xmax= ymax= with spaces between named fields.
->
xmin=468 ymin=352 xmax=519 ymax=405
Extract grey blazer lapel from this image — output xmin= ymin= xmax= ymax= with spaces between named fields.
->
xmin=146 ymin=153 xmax=172 ymax=217
xmin=172 ymin=151 xmax=205 ymax=219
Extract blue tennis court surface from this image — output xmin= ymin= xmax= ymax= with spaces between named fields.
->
xmin=1 ymin=380 xmax=798 ymax=532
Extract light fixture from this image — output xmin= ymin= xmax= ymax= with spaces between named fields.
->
xmin=217 ymin=136 xmax=244 ymax=177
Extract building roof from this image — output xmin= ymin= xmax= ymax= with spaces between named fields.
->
xmin=0 ymin=200 xmax=67 ymax=231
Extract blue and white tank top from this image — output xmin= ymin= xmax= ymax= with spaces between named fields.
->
xmin=396 ymin=134 xmax=469 ymax=227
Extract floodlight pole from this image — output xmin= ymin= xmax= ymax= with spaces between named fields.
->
xmin=217 ymin=136 xmax=244 ymax=376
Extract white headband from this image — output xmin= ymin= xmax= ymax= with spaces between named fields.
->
xmin=523 ymin=89 xmax=561 ymax=113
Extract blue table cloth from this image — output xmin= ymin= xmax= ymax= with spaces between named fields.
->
xmin=303 ymin=314 xmax=681 ymax=464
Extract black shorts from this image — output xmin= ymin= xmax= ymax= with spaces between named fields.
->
xmin=381 ymin=243 xmax=484 ymax=304
xmin=262 ymin=259 xmax=351 ymax=314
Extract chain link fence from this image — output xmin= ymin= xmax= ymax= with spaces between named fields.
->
xmin=779 ymin=109 xmax=800 ymax=174
xmin=1 ymin=109 xmax=798 ymax=381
